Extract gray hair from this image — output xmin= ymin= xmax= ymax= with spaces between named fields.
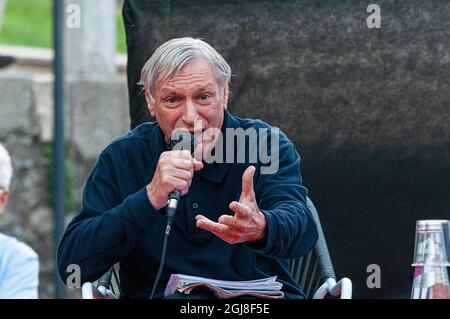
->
xmin=0 ymin=143 xmax=12 ymax=190
xmin=139 ymin=37 xmax=232 ymax=104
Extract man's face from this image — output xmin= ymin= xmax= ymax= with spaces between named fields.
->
xmin=146 ymin=58 xmax=229 ymax=157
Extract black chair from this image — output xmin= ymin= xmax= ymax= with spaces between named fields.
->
xmin=81 ymin=264 xmax=120 ymax=299
xmin=291 ymin=197 xmax=352 ymax=299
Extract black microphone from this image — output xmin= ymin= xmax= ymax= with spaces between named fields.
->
xmin=165 ymin=131 xmax=196 ymax=230
xmin=150 ymin=131 xmax=196 ymax=299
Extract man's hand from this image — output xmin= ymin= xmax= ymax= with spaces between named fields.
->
xmin=195 ymin=166 xmax=267 ymax=244
xmin=147 ymin=150 xmax=204 ymax=211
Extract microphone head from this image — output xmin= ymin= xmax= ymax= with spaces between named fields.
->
xmin=167 ymin=130 xmax=196 ymax=154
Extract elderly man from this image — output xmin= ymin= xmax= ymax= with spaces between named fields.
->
xmin=0 ymin=143 xmax=39 ymax=298
xmin=57 ymin=38 xmax=317 ymax=299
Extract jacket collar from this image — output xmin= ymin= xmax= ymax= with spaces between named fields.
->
xmin=150 ymin=110 xmax=239 ymax=184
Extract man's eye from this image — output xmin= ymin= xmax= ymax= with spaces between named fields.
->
xmin=166 ymin=97 xmax=178 ymax=103
xmin=198 ymin=95 xmax=210 ymax=101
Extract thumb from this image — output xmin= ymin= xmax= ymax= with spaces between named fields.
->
xmin=193 ymin=159 xmax=204 ymax=171
xmin=240 ymin=166 xmax=256 ymax=200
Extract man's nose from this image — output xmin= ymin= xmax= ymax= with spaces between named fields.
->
xmin=182 ymin=99 xmax=199 ymax=125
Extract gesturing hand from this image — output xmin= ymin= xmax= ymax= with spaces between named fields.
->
xmin=195 ymin=166 xmax=267 ymax=244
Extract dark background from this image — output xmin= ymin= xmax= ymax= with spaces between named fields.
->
xmin=122 ymin=0 xmax=450 ymax=298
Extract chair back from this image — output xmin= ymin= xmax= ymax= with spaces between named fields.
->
xmin=290 ymin=197 xmax=336 ymax=298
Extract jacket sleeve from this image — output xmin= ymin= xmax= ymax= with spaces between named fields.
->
xmin=247 ymin=131 xmax=318 ymax=259
xmin=56 ymin=147 xmax=162 ymax=285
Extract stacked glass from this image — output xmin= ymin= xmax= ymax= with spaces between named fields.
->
xmin=411 ymin=220 xmax=450 ymax=299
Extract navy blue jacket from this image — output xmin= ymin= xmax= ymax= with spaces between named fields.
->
xmin=57 ymin=110 xmax=318 ymax=298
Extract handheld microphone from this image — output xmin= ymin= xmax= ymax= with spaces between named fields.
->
xmin=165 ymin=131 xmax=196 ymax=230
xmin=150 ymin=131 xmax=195 ymax=299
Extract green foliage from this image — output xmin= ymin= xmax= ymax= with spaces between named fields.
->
xmin=0 ymin=0 xmax=52 ymax=48
xmin=116 ymin=9 xmax=127 ymax=54
xmin=0 ymin=0 xmax=127 ymax=53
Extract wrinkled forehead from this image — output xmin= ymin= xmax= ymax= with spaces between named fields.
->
xmin=159 ymin=83 xmax=218 ymax=96
xmin=156 ymin=58 xmax=221 ymax=92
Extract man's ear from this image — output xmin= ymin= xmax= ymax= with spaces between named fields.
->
xmin=144 ymin=90 xmax=156 ymax=117
xmin=222 ymin=84 xmax=229 ymax=110
xmin=0 ymin=190 xmax=10 ymax=215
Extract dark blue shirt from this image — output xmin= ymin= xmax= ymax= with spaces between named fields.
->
xmin=57 ymin=110 xmax=318 ymax=299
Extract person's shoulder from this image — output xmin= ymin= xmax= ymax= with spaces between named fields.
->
xmin=232 ymin=114 xmax=272 ymax=130
xmin=0 ymin=233 xmax=38 ymax=261
xmin=111 ymin=121 xmax=157 ymax=145
xmin=231 ymin=114 xmax=291 ymax=144
xmin=100 ymin=121 xmax=158 ymax=157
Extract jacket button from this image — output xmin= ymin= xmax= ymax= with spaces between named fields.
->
xmin=192 ymin=203 xmax=199 ymax=209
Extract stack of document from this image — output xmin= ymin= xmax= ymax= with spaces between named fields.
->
xmin=164 ymin=274 xmax=284 ymax=299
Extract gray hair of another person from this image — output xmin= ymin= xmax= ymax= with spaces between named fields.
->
xmin=0 ymin=143 xmax=12 ymax=191
xmin=139 ymin=37 xmax=232 ymax=104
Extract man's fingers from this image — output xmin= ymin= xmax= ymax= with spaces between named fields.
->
xmin=218 ymin=214 xmax=242 ymax=229
xmin=170 ymin=157 xmax=196 ymax=169
xmin=196 ymin=214 xmax=246 ymax=244
xmin=196 ymin=216 xmax=231 ymax=236
xmin=193 ymin=159 xmax=204 ymax=171
xmin=171 ymin=157 xmax=203 ymax=171
xmin=240 ymin=166 xmax=256 ymax=200
xmin=229 ymin=201 xmax=253 ymax=218
xmin=170 ymin=150 xmax=192 ymax=159
xmin=169 ymin=168 xmax=193 ymax=181
xmin=169 ymin=177 xmax=189 ymax=192
xmin=180 ymin=179 xmax=192 ymax=196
